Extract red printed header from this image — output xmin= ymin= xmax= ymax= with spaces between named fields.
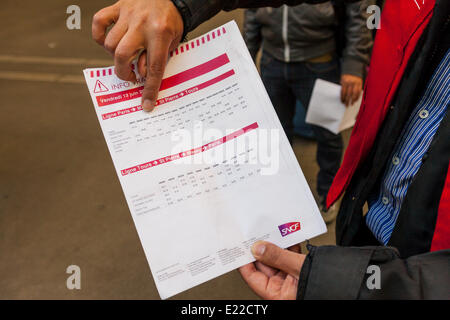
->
xmin=96 ymin=53 xmax=230 ymax=107
xmin=120 ymin=122 xmax=259 ymax=176
xmin=101 ymin=70 xmax=235 ymax=120
xmin=160 ymin=53 xmax=229 ymax=91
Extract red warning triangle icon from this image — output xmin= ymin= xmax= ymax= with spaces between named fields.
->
xmin=93 ymin=80 xmax=109 ymax=93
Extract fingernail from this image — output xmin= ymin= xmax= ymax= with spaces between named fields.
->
xmin=251 ymin=243 xmax=266 ymax=258
xmin=143 ymin=99 xmax=154 ymax=112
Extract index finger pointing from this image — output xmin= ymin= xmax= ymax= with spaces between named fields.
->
xmin=141 ymin=38 xmax=171 ymax=111
xmin=92 ymin=5 xmax=120 ymax=46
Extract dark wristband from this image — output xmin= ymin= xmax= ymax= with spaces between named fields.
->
xmin=296 ymin=243 xmax=316 ymax=300
xmin=171 ymin=0 xmax=191 ymax=41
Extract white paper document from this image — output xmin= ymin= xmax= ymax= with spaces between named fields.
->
xmin=306 ymin=79 xmax=362 ymax=135
xmin=83 ymin=21 xmax=326 ymax=299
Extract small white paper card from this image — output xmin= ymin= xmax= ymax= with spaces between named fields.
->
xmin=306 ymin=79 xmax=362 ymax=134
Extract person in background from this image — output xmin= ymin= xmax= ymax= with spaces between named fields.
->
xmin=243 ymin=1 xmax=374 ymax=223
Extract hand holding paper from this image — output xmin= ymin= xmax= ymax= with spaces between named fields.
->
xmin=340 ymin=74 xmax=363 ymax=107
xmin=239 ymin=241 xmax=305 ymax=300
xmin=92 ymin=0 xmax=184 ymax=111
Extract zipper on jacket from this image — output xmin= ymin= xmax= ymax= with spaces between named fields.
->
xmin=282 ymin=5 xmax=290 ymax=63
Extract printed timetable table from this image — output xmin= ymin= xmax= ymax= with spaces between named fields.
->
xmin=131 ymin=148 xmax=260 ymax=216
xmin=84 ymin=21 xmax=325 ymax=299
xmin=107 ymin=82 xmax=246 ymax=154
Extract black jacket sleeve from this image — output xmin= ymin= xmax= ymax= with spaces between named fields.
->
xmin=243 ymin=9 xmax=262 ymax=61
xmin=341 ymin=1 xmax=374 ymax=77
xmin=172 ymin=0 xmax=345 ymax=37
xmin=298 ymin=245 xmax=450 ymax=299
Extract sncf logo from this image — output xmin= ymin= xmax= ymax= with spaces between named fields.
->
xmin=278 ymin=222 xmax=301 ymax=237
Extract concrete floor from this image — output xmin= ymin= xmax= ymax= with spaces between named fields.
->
xmin=0 ymin=1 xmax=344 ymax=299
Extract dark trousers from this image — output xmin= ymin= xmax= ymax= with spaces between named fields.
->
xmin=260 ymin=52 xmax=344 ymax=200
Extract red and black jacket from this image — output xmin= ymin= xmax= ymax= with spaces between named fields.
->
xmin=333 ymin=0 xmax=450 ymax=258
xmin=302 ymin=0 xmax=449 ymax=299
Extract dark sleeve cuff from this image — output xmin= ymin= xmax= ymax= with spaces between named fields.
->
xmin=297 ymin=245 xmax=374 ymax=300
xmin=170 ymin=0 xmax=229 ymax=40
xmin=296 ymin=244 xmax=316 ymax=300
xmin=341 ymin=57 xmax=366 ymax=79
xmin=170 ymin=0 xmax=193 ymax=41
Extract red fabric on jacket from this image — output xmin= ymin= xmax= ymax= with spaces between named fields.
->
xmin=326 ymin=0 xmax=436 ymax=207
xmin=431 ymin=163 xmax=450 ymax=252
xmin=327 ymin=0 xmax=450 ymax=252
